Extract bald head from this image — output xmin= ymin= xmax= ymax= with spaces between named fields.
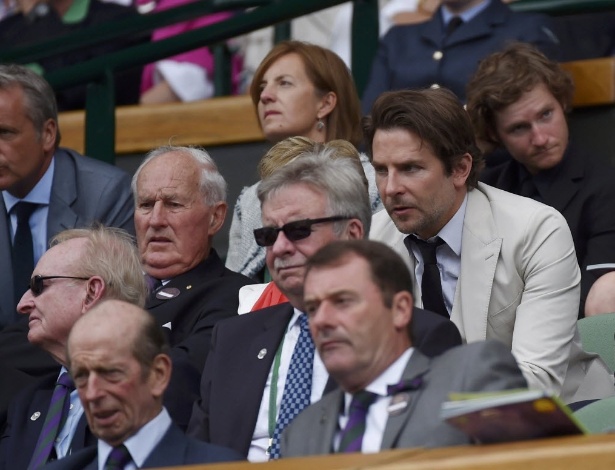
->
xmin=68 ymin=300 xmax=171 ymax=447
xmin=585 ymin=272 xmax=615 ymax=317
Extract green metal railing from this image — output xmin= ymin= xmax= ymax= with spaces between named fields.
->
xmin=0 ymin=0 xmax=614 ymax=162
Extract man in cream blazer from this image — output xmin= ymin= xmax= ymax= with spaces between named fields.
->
xmin=365 ymin=88 xmax=614 ymax=404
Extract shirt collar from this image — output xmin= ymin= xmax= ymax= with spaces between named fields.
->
xmin=441 ymin=0 xmax=491 ymax=25
xmin=414 ymin=193 xmax=467 ymax=257
xmin=343 ymin=347 xmax=414 ymax=414
xmin=2 ymin=156 xmax=55 ymax=212
xmin=97 ymin=407 xmax=171 ymax=469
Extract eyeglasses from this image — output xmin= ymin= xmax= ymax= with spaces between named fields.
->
xmin=254 ymin=216 xmax=351 ymax=247
xmin=29 ymin=275 xmax=90 ymax=296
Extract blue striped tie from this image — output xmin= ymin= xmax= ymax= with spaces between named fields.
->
xmin=28 ymin=372 xmax=74 ymax=469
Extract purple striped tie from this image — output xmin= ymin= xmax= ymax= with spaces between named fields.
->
xmin=28 ymin=372 xmax=74 ymax=469
xmin=105 ymin=444 xmax=132 ymax=470
xmin=338 ymin=390 xmax=378 ymax=453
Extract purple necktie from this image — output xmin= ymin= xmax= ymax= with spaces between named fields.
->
xmin=105 ymin=444 xmax=132 ymax=470
xmin=28 ymin=372 xmax=74 ymax=469
xmin=338 ymin=390 xmax=378 ymax=453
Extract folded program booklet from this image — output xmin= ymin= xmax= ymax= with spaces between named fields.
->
xmin=440 ymin=389 xmax=587 ymax=444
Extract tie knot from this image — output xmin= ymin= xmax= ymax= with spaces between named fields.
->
xmin=57 ymin=372 xmax=74 ymax=390
xmin=349 ymin=390 xmax=378 ymax=413
xmin=105 ymin=444 xmax=132 ymax=470
xmin=407 ymin=235 xmax=444 ymax=265
xmin=298 ymin=313 xmax=309 ymax=332
xmin=145 ymin=274 xmax=162 ymax=293
xmin=12 ymin=201 xmax=39 ymax=223
xmin=446 ymin=16 xmax=464 ymax=36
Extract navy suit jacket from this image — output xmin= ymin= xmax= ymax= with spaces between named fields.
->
xmin=187 ymin=302 xmax=460 ymax=456
xmin=0 ymin=371 xmax=94 ymax=470
xmin=361 ymin=0 xmax=559 ymax=113
xmin=481 ymin=145 xmax=615 ymax=314
xmin=146 ymin=249 xmax=255 ymax=374
xmin=0 ymin=147 xmax=134 ymax=327
xmin=43 ymin=423 xmax=244 ymax=469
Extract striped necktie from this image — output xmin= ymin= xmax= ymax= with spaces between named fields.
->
xmin=28 ymin=372 xmax=74 ymax=469
xmin=338 ymin=390 xmax=379 ymax=453
xmin=105 ymin=444 xmax=132 ymax=470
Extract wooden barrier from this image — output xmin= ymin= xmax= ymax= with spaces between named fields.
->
xmin=561 ymin=57 xmax=615 ymax=107
xmin=57 ymin=58 xmax=615 ymax=155
xmin=152 ymin=434 xmax=615 ymax=470
xmin=58 ymin=94 xmax=264 ymax=155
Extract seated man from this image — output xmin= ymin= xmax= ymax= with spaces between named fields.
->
xmin=282 ymin=240 xmax=526 ymax=456
xmin=0 ymin=226 xmax=147 ymax=469
xmin=361 ymin=0 xmax=559 ymax=113
xmin=188 ymin=150 xmax=461 ymax=461
xmin=132 ymin=145 xmax=255 ymax=374
xmin=45 ymin=299 xmax=243 ymax=469
xmin=466 ymin=42 xmax=615 ymax=315
xmin=367 ymin=87 xmax=615 ymax=403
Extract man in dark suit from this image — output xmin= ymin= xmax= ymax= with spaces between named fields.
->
xmin=361 ymin=0 xmax=559 ymax=113
xmin=281 ymin=240 xmax=527 ymax=456
xmin=188 ymin=147 xmax=461 ymax=461
xmin=44 ymin=299 xmax=242 ymax=470
xmin=132 ymin=146 xmax=255 ymax=375
xmin=467 ymin=43 xmax=615 ymax=315
xmin=0 ymin=226 xmax=148 ymax=469
xmin=0 ymin=64 xmax=134 ymax=329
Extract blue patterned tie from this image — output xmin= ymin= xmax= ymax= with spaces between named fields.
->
xmin=104 ymin=444 xmax=132 ymax=470
xmin=28 ymin=372 xmax=74 ymax=469
xmin=269 ymin=314 xmax=314 ymax=459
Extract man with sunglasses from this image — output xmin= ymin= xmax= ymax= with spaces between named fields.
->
xmin=188 ymin=150 xmax=462 ymax=461
xmin=0 ymin=226 xmax=147 ymax=470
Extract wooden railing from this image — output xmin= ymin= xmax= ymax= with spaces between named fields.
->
xmin=58 ymin=58 xmax=615 ymax=155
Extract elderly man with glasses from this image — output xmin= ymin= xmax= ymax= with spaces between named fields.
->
xmin=0 ymin=226 xmax=146 ymax=470
xmin=188 ymin=145 xmax=462 ymax=461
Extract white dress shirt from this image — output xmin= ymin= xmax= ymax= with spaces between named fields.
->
xmin=336 ymin=348 xmax=414 ymax=453
xmin=97 ymin=407 xmax=171 ymax=470
xmin=248 ymin=308 xmax=328 ymax=462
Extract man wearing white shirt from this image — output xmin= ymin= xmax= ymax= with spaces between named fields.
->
xmin=44 ymin=299 xmax=242 ymax=470
xmin=281 ymin=239 xmax=526 ymax=456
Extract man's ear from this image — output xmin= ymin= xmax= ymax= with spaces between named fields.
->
xmin=392 ymin=291 xmax=413 ymax=331
xmin=452 ymin=153 xmax=472 ymax=189
xmin=40 ymin=118 xmax=57 ymax=153
xmin=208 ymin=202 xmax=227 ymax=236
xmin=344 ymin=219 xmax=364 ymax=240
xmin=82 ymin=277 xmax=105 ymax=313
xmin=149 ymin=353 xmax=172 ymax=398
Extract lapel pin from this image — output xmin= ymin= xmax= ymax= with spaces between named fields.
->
xmin=186 ymin=285 xmax=192 ymax=290
xmin=257 ymin=348 xmax=267 ymax=359
xmin=31 ymin=411 xmax=41 ymax=421
xmin=387 ymin=392 xmax=410 ymax=416
xmin=156 ymin=287 xmax=181 ymax=300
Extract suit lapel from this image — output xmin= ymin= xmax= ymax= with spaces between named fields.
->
xmin=452 ymin=186 xmax=502 ymax=342
xmin=444 ymin=0 xmax=509 ymax=47
xmin=381 ymin=351 xmax=430 ymax=449
xmin=142 ymin=424 xmax=186 ymax=467
xmin=0 ymin=197 xmax=15 ymax=324
xmin=543 ymin=148 xmax=582 ymax=213
xmin=311 ymin=391 xmax=343 ymax=454
xmin=47 ymin=151 xmax=79 ymax=238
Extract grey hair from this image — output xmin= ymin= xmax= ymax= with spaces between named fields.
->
xmin=0 ymin=64 xmax=60 ymax=147
xmin=51 ymin=225 xmax=147 ymax=308
xmin=131 ymin=145 xmax=227 ymax=205
xmin=257 ymin=150 xmax=371 ymax=236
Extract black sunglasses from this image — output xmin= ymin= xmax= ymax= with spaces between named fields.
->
xmin=254 ymin=216 xmax=351 ymax=247
xmin=29 ymin=275 xmax=90 ymax=296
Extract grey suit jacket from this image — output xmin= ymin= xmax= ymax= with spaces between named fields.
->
xmin=281 ymin=341 xmax=527 ymax=457
xmin=0 ymin=148 xmax=134 ymax=326
xmin=370 ymin=183 xmax=615 ymax=403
